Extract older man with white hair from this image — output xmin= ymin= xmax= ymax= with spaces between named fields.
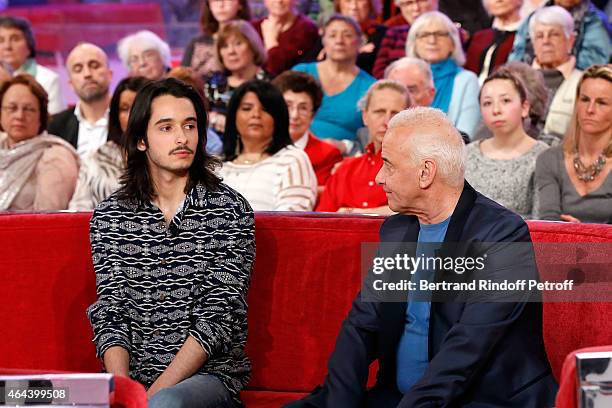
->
xmin=285 ymin=107 xmax=557 ymax=408
xmin=384 ymin=57 xmax=436 ymax=107
xmin=117 ymin=30 xmax=171 ymax=80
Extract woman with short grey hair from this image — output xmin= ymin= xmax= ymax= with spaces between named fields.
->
xmin=405 ymin=11 xmax=480 ymax=139
xmin=117 ymin=30 xmax=171 ymax=80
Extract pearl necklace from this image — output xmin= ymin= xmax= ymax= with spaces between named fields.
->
xmin=573 ymin=150 xmax=607 ymax=182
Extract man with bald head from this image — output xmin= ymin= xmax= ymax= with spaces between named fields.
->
xmin=48 ymin=42 xmax=112 ymax=156
xmin=285 ymin=107 xmax=557 ymax=408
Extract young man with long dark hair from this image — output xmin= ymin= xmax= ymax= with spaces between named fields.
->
xmin=87 ymin=78 xmax=255 ymax=408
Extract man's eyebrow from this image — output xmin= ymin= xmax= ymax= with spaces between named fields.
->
xmin=154 ymin=118 xmax=174 ymax=125
xmin=184 ymin=116 xmax=197 ymax=122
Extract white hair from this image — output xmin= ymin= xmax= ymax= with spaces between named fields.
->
xmin=387 ymin=107 xmax=465 ymax=187
xmin=117 ymin=30 xmax=171 ymax=69
xmin=384 ymin=56 xmax=435 ymax=88
xmin=405 ymin=11 xmax=465 ymax=66
xmin=357 ymin=79 xmax=411 ymax=111
xmin=529 ymin=6 xmax=575 ymax=39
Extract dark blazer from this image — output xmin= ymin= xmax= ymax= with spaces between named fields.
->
xmin=285 ymin=182 xmax=558 ymax=408
xmin=48 ymin=107 xmax=79 ymax=149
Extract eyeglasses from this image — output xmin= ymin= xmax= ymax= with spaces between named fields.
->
xmin=415 ymin=30 xmax=450 ymax=41
xmin=1 ymin=104 xmax=39 ymax=116
xmin=397 ymin=0 xmax=430 ymax=9
xmin=127 ymin=50 xmax=160 ymax=67
xmin=287 ymin=104 xmax=313 ymax=117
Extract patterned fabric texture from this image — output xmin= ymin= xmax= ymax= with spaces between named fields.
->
xmin=87 ymin=182 xmax=255 ymax=405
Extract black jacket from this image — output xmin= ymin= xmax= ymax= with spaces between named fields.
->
xmin=48 ymin=107 xmax=79 ymax=149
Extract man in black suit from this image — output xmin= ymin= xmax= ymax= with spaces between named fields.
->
xmin=285 ymin=107 xmax=557 ymax=407
xmin=48 ymin=42 xmax=112 ymax=156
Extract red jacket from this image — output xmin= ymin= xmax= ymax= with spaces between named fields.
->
xmin=303 ymin=133 xmax=343 ymax=187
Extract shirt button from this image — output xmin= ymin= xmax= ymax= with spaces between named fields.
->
xmin=160 ymin=293 xmax=166 ymax=301
xmin=153 ymin=329 xmax=160 ymax=336
xmin=368 ymin=181 xmax=374 ymax=186
xmin=160 ymin=259 xmax=167 ymax=265
xmin=362 ymin=201 xmax=368 ymax=207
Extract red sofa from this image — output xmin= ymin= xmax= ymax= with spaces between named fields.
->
xmin=0 ymin=212 xmax=611 ymax=407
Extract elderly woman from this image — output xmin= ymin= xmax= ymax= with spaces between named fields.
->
xmin=536 ymin=64 xmax=612 ymax=224
xmin=510 ymin=0 xmax=612 ymax=70
xmin=466 ymin=69 xmax=549 ymax=219
xmin=182 ymin=0 xmax=251 ymax=78
xmin=522 ymin=6 xmax=584 ymax=139
xmin=465 ymin=0 xmax=524 ymax=84
xmin=334 ymin=0 xmax=387 ymax=74
xmin=272 ymin=70 xmax=343 ymax=187
xmin=253 ymin=0 xmax=319 ymax=77
xmin=68 ymin=76 xmax=150 ymax=211
xmin=0 ymin=16 xmax=64 ymax=114
xmin=117 ymin=30 xmax=171 ymax=81
xmin=405 ymin=11 xmax=480 ymax=138
xmin=293 ymin=15 xmax=376 ymax=154
xmin=219 ymin=80 xmax=317 ymax=211
xmin=204 ymin=20 xmax=268 ymax=134
xmin=316 ymin=79 xmax=411 ymax=214
xmin=0 ymin=74 xmax=78 ymax=211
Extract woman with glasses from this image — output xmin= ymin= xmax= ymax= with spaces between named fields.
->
xmin=182 ymin=0 xmax=251 ymax=78
xmin=117 ymin=30 xmax=171 ymax=81
xmin=535 ymin=64 xmax=612 ymax=224
xmin=0 ymin=16 xmax=64 ymax=114
xmin=406 ymin=11 xmax=480 ymax=138
xmin=292 ymin=15 xmax=376 ymax=155
xmin=219 ymin=80 xmax=317 ymax=211
xmin=0 ymin=74 xmax=78 ymax=211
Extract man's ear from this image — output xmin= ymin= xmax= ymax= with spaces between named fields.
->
xmin=419 ymin=159 xmax=436 ymax=189
xmin=137 ymin=139 xmax=147 ymax=151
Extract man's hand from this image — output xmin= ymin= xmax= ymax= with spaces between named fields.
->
xmin=560 ymin=214 xmax=581 ymax=223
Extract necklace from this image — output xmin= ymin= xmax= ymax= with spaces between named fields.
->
xmin=573 ymin=150 xmax=607 ymax=182
xmin=234 ymin=153 xmax=264 ymax=165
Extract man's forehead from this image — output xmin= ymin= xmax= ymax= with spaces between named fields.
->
xmin=150 ymin=95 xmax=197 ymax=120
xmin=68 ymin=45 xmax=107 ymax=66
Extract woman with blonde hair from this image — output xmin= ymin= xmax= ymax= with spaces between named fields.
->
xmin=535 ymin=64 xmax=612 ymax=223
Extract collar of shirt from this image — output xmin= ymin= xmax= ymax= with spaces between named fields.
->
xmin=492 ymin=18 xmax=522 ymax=32
xmin=533 ymin=56 xmax=576 ymax=81
xmin=14 ymin=58 xmax=37 ymax=77
xmin=294 ymin=131 xmax=309 ymax=150
xmin=364 ymin=142 xmax=380 ymax=158
xmin=74 ymin=102 xmax=109 ymax=128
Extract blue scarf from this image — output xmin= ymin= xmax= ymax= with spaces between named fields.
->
xmin=431 ymin=58 xmax=460 ymax=114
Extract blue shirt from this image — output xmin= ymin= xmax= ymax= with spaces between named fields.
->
xmin=292 ymin=62 xmax=375 ymax=141
xmin=396 ymin=216 xmax=451 ymax=394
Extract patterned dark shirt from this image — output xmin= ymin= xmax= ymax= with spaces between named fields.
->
xmin=86 ymin=182 xmax=255 ymax=404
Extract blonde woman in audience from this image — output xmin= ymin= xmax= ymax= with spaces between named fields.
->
xmin=68 ymin=76 xmax=150 ymax=211
xmin=219 ymin=80 xmax=317 ymax=211
xmin=293 ymin=15 xmax=376 ymax=154
xmin=405 ymin=11 xmax=480 ymax=138
xmin=0 ymin=74 xmax=78 ymax=211
xmin=182 ymin=0 xmax=251 ymax=78
xmin=0 ymin=16 xmax=64 ymax=114
xmin=466 ymin=69 xmax=548 ymax=219
xmin=117 ymin=30 xmax=171 ymax=81
xmin=536 ymin=64 xmax=612 ymax=224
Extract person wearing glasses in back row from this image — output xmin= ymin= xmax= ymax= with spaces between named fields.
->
xmin=118 ymin=30 xmax=171 ymax=81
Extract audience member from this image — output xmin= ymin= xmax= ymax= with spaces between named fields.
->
xmin=117 ymin=30 xmax=171 ymax=81
xmin=466 ymin=69 xmax=549 ymax=219
xmin=205 ymin=20 xmax=268 ymax=134
xmin=293 ymin=15 xmax=376 ymax=154
xmin=536 ymin=64 xmax=612 ymax=224
xmin=48 ymin=43 xmax=113 ymax=157
xmin=182 ymin=0 xmax=251 ymax=78
xmin=0 ymin=74 xmax=78 ymax=211
xmin=520 ymin=0 xmax=547 ymax=18
xmin=87 ymin=78 xmax=255 ymax=408
xmin=272 ymin=70 xmax=343 ymax=187
xmin=219 ymin=80 xmax=317 ymax=210
xmin=68 ymin=76 xmax=150 ymax=211
xmin=0 ymin=16 xmax=64 ymax=114
xmin=406 ymin=11 xmax=480 ymax=138
xmin=384 ymin=56 xmax=435 ymax=106
xmin=509 ymin=0 xmax=612 ymax=71
xmin=334 ymin=0 xmax=387 ymax=73
xmin=253 ymin=0 xmax=319 ymax=77
xmin=316 ymin=79 xmax=410 ymax=213
xmin=465 ymin=0 xmax=524 ymax=84
xmin=527 ymin=6 xmax=583 ymax=139
xmin=372 ymin=0 xmax=438 ymax=78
